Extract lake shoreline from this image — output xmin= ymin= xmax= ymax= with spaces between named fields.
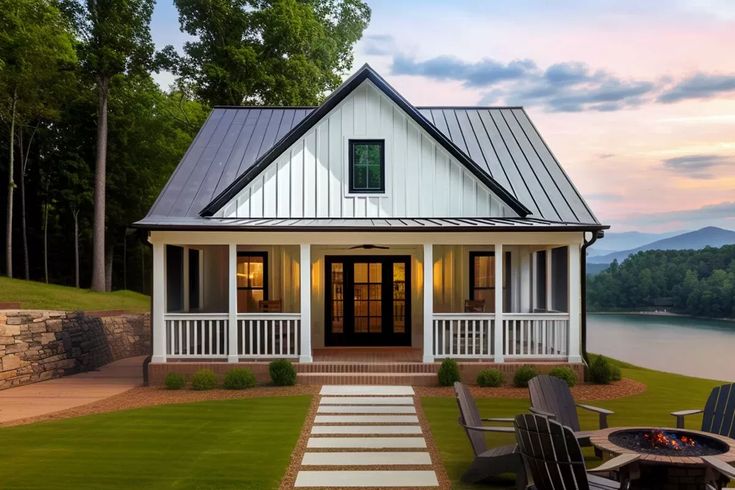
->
xmin=590 ymin=310 xmax=735 ymax=323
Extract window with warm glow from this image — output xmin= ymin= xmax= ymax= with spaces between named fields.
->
xmin=470 ymin=251 xmax=511 ymax=312
xmin=237 ymin=253 xmax=267 ymax=312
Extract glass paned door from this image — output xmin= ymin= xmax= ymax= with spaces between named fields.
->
xmin=325 ymin=256 xmax=411 ymax=346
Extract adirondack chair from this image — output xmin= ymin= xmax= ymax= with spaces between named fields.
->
xmin=514 ymin=413 xmax=640 ymax=490
xmin=453 ymin=382 xmax=527 ymax=489
xmin=671 ymin=383 xmax=735 ymax=437
xmin=528 ymin=375 xmax=614 ymax=447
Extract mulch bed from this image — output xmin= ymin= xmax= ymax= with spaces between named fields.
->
xmin=0 ymin=384 xmax=320 ymax=428
xmin=415 ymin=377 xmax=646 ymax=400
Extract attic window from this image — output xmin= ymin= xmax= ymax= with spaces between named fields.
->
xmin=349 ymin=140 xmax=385 ymax=193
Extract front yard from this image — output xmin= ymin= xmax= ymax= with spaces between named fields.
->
xmin=0 ymin=396 xmax=310 ymax=489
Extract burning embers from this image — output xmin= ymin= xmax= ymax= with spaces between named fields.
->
xmin=643 ymin=430 xmax=696 ymax=451
xmin=609 ymin=429 xmax=728 ymax=457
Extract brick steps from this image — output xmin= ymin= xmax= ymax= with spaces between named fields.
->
xmin=297 ymin=372 xmax=436 ymax=386
xmin=296 ymin=362 xmax=438 ymax=374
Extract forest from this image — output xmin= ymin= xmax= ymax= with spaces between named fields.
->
xmin=0 ymin=0 xmax=370 ymax=294
xmin=587 ymin=245 xmax=735 ymax=319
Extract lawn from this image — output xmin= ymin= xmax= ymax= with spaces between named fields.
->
xmin=422 ymin=357 xmax=727 ymax=489
xmin=0 ymin=396 xmax=311 ymax=490
xmin=0 ymin=277 xmax=150 ymax=312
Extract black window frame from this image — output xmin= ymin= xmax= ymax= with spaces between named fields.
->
xmin=348 ymin=139 xmax=385 ymax=194
xmin=469 ymin=251 xmax=511 ymax=312
xmin=236 ymin=251 xmax=268 ymax=308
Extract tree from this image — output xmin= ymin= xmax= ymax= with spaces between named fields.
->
xmin=62 ymin=0 xmax=154 ymax=291
xmin=0 ymin=0 xmax=75 ymax=277
xmin=162 ymin=0 xmax=371 ymax=106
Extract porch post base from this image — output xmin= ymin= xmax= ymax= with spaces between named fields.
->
xmin=151 ymin=355 xmax=166 ymax=363
xmin=493 ymin=356 xmax=505 ymax=363
xmin=568 ymin=355 xmax=583 ymax=363
xmin=227 ymin=355 xmax=239 ymax=363
xmin=299 ymin=354 xmax=313 ymax=363
xmin=422 ymin=355 xmax=434 ymax=363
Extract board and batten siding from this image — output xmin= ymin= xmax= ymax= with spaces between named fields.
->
xmin=215 ymin=80 xmax=514 ymax=219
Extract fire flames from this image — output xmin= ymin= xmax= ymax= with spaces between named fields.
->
xmin=643 ymin=430 xmax=697 ymax=451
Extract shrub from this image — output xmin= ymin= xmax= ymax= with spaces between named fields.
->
xmin=438 ymin=358 xmax=461 ymax=386
xmin=223 ymin=368 xmax=257 ymax=390
xmin=269 ymin=359 xmax=297 ymax=386
xmin=476 ymin=368 xmax=504 ymax=387
xmin=611 ymin=365 xmax=622 ymax=381
xmin=513 ymin=365 xmax=538 ymax=388
xmin=589 ymin=355 xmax=616 ymax=384
xmin=191 ymin=368 xmax=217 ymax=390
xmin=164 ymin=372 xmax=186 ymax=390
xmin=548 ymin=366 xmax=577 ymax=387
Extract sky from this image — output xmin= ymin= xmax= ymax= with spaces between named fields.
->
xmin=150 ymin=0 xmax=735 ymax=234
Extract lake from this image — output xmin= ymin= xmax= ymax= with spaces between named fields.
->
xmin=587 ymin=313 xmax=735 ymax=381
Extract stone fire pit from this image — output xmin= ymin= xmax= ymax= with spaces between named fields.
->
xmin=591 ymin=427 xmax=735 ymax=490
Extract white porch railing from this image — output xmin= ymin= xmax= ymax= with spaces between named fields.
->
xmin=432 ymin=313 xmax=494 ymax=358
xmin=503 ymin=313 xmax=569 ymax=359
xmin=165 ymin=313 xmax=229 ymax=358
xmin=237 ymin=313 xmax=300 ymax=358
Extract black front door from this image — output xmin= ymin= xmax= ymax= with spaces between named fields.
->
xmin=325 ymin=255 xmax=411 ymax=346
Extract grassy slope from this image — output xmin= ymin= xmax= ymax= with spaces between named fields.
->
xmin=0 ymin=277 xmax=149 ymax=312
xmin=423 ymin=357 xmax=725 ymax=489
xmin=0 ymin=396 xmax=311 ymax=490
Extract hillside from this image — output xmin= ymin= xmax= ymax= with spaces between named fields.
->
xmin=589 ymin=226 xmax=735 ymax=264
xmin=0 ymin=277 xmax=150 ymax=312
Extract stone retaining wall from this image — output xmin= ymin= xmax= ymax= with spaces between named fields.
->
xmin=0 ymin=310 xmax=151 ymax=390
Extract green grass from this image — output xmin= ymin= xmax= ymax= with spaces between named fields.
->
xmin=0 ymin=396 xmax=311 ymax=489
xmin=0 ymin=277 xmax=150 ymax=312
xmin=422 ymin=357 xmax=727 ymax=489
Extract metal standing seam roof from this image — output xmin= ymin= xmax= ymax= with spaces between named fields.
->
xmin=138 ymin=68 xmax=601 ymax=229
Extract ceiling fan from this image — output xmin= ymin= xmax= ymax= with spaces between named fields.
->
xmin=348 ymin=244 xmax=389 ymax=250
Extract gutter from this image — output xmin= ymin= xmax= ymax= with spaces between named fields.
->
xmin=580 ymin=229 xmax=604 ymax=365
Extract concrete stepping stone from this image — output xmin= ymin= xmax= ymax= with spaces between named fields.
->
xmin=319 ymin=396 xmax=414 ymax=405
xmin=317 ymin=405 xmax=416 ymax=414
xmin=307 ymin=437 xmax=427 ymax=449
xmin=314 ymin=414 xmax=419 ymax=424
xmin=301 ymin=451 xmax=432 ymax=466
xmin=320 ymin=385 xmax=415 ymax=396
xmin=311 ymin=425 xmax=422 ymax=435
xmin=294 ymin=470 xmax=438 ymax=487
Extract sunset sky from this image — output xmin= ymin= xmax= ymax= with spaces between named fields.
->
xmin=151 ymin=0 xmax=735 ymax=233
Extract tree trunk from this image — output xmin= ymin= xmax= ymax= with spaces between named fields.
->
xmin=73 ymin=208 xmax=80 ymax=288
xmin=5 ymin=89 xmax=17 ymax=278
xmin=105 ymin=239 xmax=113 ymax=292
xmin=43 ymin=197 xmax=49 ymax=284
xmin=91 ymin=76 xmax=109 ymax=291
xmin=19 ymin=124 xmax=37 ymax=281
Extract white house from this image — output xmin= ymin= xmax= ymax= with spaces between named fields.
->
xmin=135 ymin=65 xmax=607 ymax=384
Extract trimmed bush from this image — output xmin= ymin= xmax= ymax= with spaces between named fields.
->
xmin=223 ymin=368 xmax=257 ymax=390
xmin=476 ymin=368 xmax=504 ymax=387
xmin=548 ymin=366 xmax=577 ymax=387
xmin=164 ymin=372 xmax=186 ymax=390
xmin=589 ymin=355 xmax=616 ymax=384
xmin=269 ymin=359 xmax=297 ymax=386
xmin=513 ymin=365 xmax=538 ymax=388
xmin=611 ymin=365 xmax=622 ymax=381
xmin=191 ymin=368 xmax=217 ymax=390
xmin=438 ymin=358 xmax=461 ymax=386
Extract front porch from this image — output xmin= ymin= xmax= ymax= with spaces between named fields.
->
xmin=150 ymin=231 xmax=582 ymax=367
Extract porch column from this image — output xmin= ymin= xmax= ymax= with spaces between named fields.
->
xmin=151 ymin=241 xmax=166 ymax=363
xmin=422 ymin=243 xmax=434 ymax=363
xmin=227 ymin=243 xmax=238 ymax=362
xmin=520 ymin=248 xmax=532 ymax=312
xmin=299 ymin=243 xmax=313 ymax=362
xmin=182 ymin=246 xmax=190 ymax=312
xmin=568 ymin=244 xmax=582 ymax=363
xmin=494 ymin=243 xmax=504 ymax=363
xmin=545 ymin=247 xmax=553 ymax=310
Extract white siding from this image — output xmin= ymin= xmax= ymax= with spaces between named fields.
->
xmin=220 ymin=80 xmax=513 ymax=219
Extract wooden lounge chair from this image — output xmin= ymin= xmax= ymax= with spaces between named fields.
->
xmin=258 ymin=299 xmax=282 ymax=312
xmin=453 ymin=382 xmax=527 ymax=489
xmin=464 ymin=299 xmax=485 ymax=312
xmin=514 ymin=413 xmax=639 ymax=490
xmin=671 ymin=383 xmax=735 ymax=437
xmin=528 ymin=374 xmax=614 ymax=447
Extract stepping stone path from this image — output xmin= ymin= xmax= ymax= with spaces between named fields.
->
xmin=294 ymin=385 xmax=439 ymax=488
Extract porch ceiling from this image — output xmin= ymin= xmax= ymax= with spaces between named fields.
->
xmin=133 ymin=217 xmax=607 ymax=232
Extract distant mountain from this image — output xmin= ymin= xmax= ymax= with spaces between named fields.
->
xmin=588 ymin=230 xmax=680 ymax=256
xmin=589 ymin=226 xmax=735 ymax=264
